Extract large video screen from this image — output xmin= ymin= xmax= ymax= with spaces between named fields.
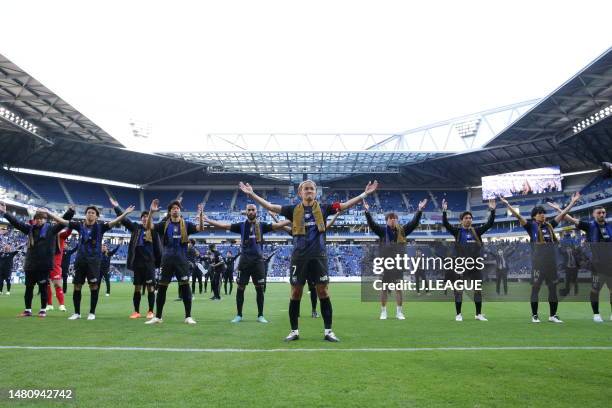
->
xmin=481 ymin=166 xmax=562 ymax=200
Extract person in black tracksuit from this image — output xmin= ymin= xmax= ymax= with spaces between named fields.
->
xmin=61 ymin=242 xmax=78 ymax=294
xmin=493 ymin=246 xmax=513 ymax=295
xmin=224 ymin=250 xmax=240 ymax=295
xmin=100 ymin=243 xmax=120 ymax=296
xmin=208 ymin=244 xmax=225 ymax=300
xmin=188 ymin=240 xmax=202 ymax=295
xmin=0 ymin=203 xmax=73 ymax=317
xmin=201 ymin=253 xmax=211 ymax=293
xmin=111 ymin=199 xmax=162 ymax=318
xmin=0 ymin=243 xmax=24 ymax=294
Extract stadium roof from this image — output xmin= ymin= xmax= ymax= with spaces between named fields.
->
xmin=157 ymin=100 xmax=537 ymax=183
xmin=0 ymin=54 xmax=123 ymax=147
xmin=332 ymin=47 xmax=612 ymax=189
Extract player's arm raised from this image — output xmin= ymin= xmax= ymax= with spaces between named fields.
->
xmin=339 ymin=181 xmax=378 ymax=211
xmin=547 ymin=201 xmax=579 ymax=226
xmin=552 ymin=192 xmax=580 ymax=224
xmin=108 ymin=205 xmax=135 ymax=228
xmin=202 ymin=213 xmax=231 ymax=230
xmin=238 ymin=182 xmax=282 ymax=213
xmin=499 ymin=196 xmax=526 ymax=226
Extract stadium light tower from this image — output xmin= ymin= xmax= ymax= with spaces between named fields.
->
xmin=572 ymin=105 xmax=612 ymax=134
xmin=0 ymin=105 xmax=38 ymax=135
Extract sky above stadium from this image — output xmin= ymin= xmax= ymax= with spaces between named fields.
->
xmin=1 ymin=0 xmax=611 ymax=153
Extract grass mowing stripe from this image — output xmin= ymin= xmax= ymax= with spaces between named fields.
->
xmin=2 ymin=345 xmax=612 ymax=352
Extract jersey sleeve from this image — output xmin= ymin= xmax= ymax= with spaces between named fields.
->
xmin=322 ymin=204 xmax=335 ymax=218
xmin=229 ymin=223 xmax=242 ymax=234
xmin=577 ymin=221 xmax=589 ymax=232
xmin=186 ymin=221 xmax=198 ymax=235
xmin=280 ymin=205 xmax=295 ymax=221
xmin=101 ymin=222 xmax=112 ymax=234
xmin=261 ymin=223 xmax=273 ymax=234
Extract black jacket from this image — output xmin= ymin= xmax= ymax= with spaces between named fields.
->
xmin=113 ymin=206 xmax=162 ymax=270
xmin=4 ymin=208 xmax=74 ymax=272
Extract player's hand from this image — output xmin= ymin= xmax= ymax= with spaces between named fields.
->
xmin=362 ymin=200 xmax=370 ymax=211
xmin=488 ymin=198 xmax=496 ymax=210
xmin=418 ymin=199 xmax=428 ymax=211
xmin=364 ymin=180 xmax=378 ymax=195
xmin=197 ymin=203 xmax=204 ymax=215
xmin=124 ymin=205 xmax=136 ymax=214
xmin=441 ymin=199 xmax=448 ymax=211
xmin=109 ymin=198 xmax=119 ymax=207
xmin=202 ymin=214 xmax=211 ymax=223
xmin=546 ymin=201 xmax=562 ymax=212
xmin=571 ymin=192 xmax=581 ymax=204
xmin=150 ymin=199 xmax=160 ymax=212
xmin=239 ymin=182 xmax=254 ymax=196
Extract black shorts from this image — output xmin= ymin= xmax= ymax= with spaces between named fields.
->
xmin=133 ymin=264 xmax=156 ymax=286
xmin=0 ymin=269 xmax=11 ymax=280
xmin=237 ymin=259 xmax=266 ymax=286
xmin=74 ymin=257 xmax=101 ymax=285
xmin=159 ymin=257 xmax=190 ymax=285
xmin=24 ymin=269 xmax=48 ymax=285
xmin=290 ymin=257 xmax=329 ymax=286
xmin=382 ymin=270 xmax=403 ymax=283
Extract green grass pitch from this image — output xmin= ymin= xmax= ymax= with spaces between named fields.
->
xmin=1 ymin=283 xmax=611 ymax=407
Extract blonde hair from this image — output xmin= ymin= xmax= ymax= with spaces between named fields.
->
xmin=298 ymin=179 xmax=317 ymax=193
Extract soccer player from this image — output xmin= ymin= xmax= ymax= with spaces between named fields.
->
xmin=364 ymin=198 xmax=427 ymax=320
xmin=224 ymin=250 xmax=240 ymax=295
xmin=548 ymin=204 xmax=612 ymax=322
xmin=239 ymin=179 xmax=378 ymax=342
xmin=47 ymin=205 xmax=134 ymax=321
xmin=0 ymin=202 xmax=71 ymax=317
xmin=441 ymin=198 xmax=496 ymax=321
xmin=500 ymin=193 xmax=580 ymax=323
xmin=187 ymin=240 xmax=202 ymax=296
xmin=204 ymin=204 xmax=290 ymax=322
xmin=0 ymin=243 xmax=24 ymax=296
xmin=268 ymin=210 xmax=342 ymax=316
xmin=111 ymin=198 xmax=161 ymax=319
xmin=46 ymin=217 xmax=75 ymax=312
xmin=145 ymin=199 xmax=204 ymax=325
xmin=100 ymin=243 xmax=120 ymax=297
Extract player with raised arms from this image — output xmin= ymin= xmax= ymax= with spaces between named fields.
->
xmin=239 ymin=179 xmax=378 ymax=342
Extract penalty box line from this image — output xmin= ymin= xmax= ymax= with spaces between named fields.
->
xmin=1 ymin=346 xmax=612 ymax=353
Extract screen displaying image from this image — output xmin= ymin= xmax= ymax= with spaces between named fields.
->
xmin=481 ymin=166 xmax=562 ymax=200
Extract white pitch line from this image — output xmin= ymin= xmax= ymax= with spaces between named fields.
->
xmin=1 ymin=346 xmax=611 ymax=353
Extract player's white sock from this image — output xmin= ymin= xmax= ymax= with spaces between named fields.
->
xmin=324 ymin=329 xmax=332 ymax=335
